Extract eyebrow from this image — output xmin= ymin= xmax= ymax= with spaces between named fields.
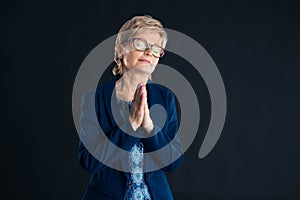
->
xmin=146 ymin=39 xmax=162 ymax=47
xmin=134 ymin=37 xmax=163 ymax=47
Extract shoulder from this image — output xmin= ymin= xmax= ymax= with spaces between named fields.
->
xmin=147 ymin=82 xmax=175 ymax=97
xmin=147 ymin=82 xmax=176 ymax=107
xmin=95 ymin=76 xmax=116 ymax=96
xmin=80 ymin=76 xmax=116 ymax=110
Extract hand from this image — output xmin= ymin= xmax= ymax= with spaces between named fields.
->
xmin=140 ymin=86 xmax=154 ymax=134
xmin=129 ymin=83 xmax=146 ymax=131
xmin=129 ymin=83 xmax=154 ymax=134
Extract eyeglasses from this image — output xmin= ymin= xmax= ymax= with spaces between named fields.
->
xmin=132 ymin=38 xmax=165 ymax=58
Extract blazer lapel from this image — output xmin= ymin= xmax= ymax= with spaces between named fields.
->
xmin=146 ymin=81 xmax=152 ymax=107
xmin=103 ymin=76 xmax=117 ymax=126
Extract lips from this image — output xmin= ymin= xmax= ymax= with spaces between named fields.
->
xmin=138 ymin=59 xmax=151 ymax=64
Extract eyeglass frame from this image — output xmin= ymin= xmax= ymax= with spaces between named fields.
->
xmin=131 ymin=37 xmax=165 ymax=58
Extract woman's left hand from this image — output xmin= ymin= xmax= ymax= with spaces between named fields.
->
xmin=140 ymin=85 xmax=154 ymax=135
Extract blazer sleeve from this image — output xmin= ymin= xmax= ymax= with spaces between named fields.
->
xmin=141 ymin=90 xmax=183 ymax=172
xmin=78 ymin=88 xmax=140 ymax=174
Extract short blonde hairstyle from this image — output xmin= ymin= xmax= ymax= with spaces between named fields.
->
xmin=113 ymin=15 xmax=168 ymax=76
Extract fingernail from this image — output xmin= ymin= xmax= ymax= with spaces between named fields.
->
xmin=137 ymin=83 xmax=143 ymax=88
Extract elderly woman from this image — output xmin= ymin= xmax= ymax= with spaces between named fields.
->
xmin=79 ymin=15 xmax=183 ymax=200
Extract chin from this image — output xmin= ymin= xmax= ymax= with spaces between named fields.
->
xmin=134 ymin=64 xmax=153 ymax=73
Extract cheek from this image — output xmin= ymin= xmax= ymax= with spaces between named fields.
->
xmin=123 ymin=54 xmax=135 ymax=66
xmin=124 ymin=52 xmax=141 ymax=65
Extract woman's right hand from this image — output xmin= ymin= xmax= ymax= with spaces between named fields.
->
xmin=129 ymin=83 xmax=146 ymax=131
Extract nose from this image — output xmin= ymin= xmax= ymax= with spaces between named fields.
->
xmin=144 ymin=47 xmax=153 ymax=56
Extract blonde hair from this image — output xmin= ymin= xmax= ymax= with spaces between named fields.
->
xmin=113 ymin=15 xmax=168 ymax=76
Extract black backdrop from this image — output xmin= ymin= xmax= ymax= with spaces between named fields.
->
xmin=1 ymin=0 xmax=300 ymax=199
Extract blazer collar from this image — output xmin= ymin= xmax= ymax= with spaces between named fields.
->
xmin=102 ymin=76 xmax=156 ymax=122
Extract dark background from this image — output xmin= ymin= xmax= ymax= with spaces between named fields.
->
xmin=1 ymin=0 xmax=300 ymax=199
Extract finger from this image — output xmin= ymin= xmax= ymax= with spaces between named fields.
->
xmin=138 ymin=91 xmax=145 ymax=110
xmin=132 ymin=86 xmax=139 ymax=104
xmin=138 ymin=85 xmax=145 ymax=104
xmin=135 ymin=91 xmax=144 ymax=118
xmin=144 ymin=104 xmax=148 ymax=119
xmin=133 ymin=83 xmax=143 ymax=105
xmin=145 ymin=97 xmax=151 ymax=117
xmin=142 ymin=103 xmax=151 ymax=127
xmin=140 ymin=84 xmax=147 ymax=97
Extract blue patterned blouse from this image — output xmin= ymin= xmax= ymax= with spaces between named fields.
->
xmin=116 ymin=98 xmax=151 ymax=200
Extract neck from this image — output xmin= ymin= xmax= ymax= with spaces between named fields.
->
xmin=116 ymin=72 xmax=149 ymax=101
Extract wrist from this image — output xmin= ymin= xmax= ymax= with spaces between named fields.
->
xmin=128 ymin=117 xmax=139 ymax=131
xmin=143 ymin=121 xmax=154 ymax=135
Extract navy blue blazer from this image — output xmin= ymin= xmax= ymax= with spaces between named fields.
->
xmin=79 ymin=76 xmax=183 ymax=200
